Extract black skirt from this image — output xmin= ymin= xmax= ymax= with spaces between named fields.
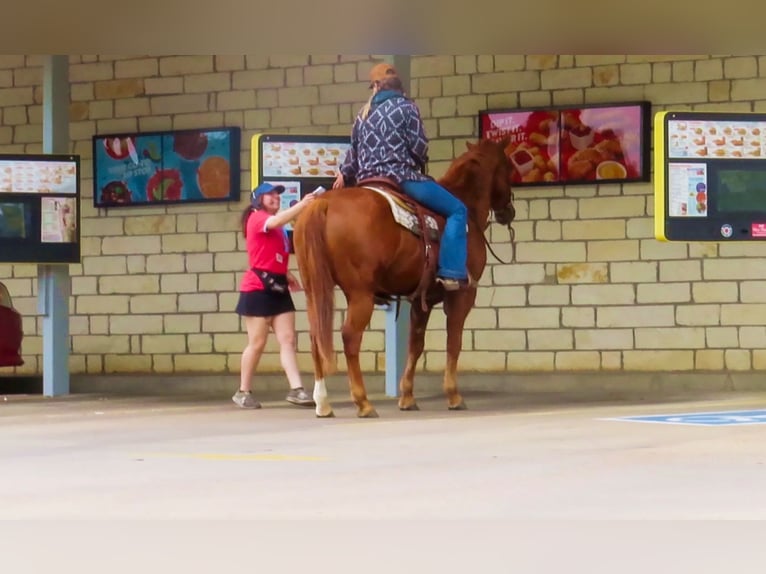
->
xmin=235 ymin=289 xmax=295 ymax=317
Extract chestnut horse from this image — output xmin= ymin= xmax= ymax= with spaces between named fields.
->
xmin=293 ymin=138 xmax=515 ymax=418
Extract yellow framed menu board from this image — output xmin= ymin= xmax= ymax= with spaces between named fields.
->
xmin=251 ymin=133 xmax=351 ymax=251
xmin=655 ymin=110 xmax=766 ymax=241
xmin=0 ymin=154 xmax=80 ymax=264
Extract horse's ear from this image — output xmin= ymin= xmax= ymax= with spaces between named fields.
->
xmin=466 ymin=141 xmax=476 ymax=151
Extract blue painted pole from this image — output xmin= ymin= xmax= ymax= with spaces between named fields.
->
xmin=384 ymin=300 xmax=410 ymax=398
xmin=38 ymin=266 xmax=70 ymax=396
xmin=39 ymin=55 xmax=70 ymax=397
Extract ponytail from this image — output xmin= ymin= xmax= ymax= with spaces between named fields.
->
xmin=240 ymin=205 xmax=254 ymax=238
xmin=360 ymin=92 xmax=375 ymax=120
xmin=361 ymin=76 xmax=405 ymax=120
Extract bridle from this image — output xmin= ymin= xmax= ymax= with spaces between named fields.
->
xmin=480 ymin=161 xmax=516 ymax=265
xmin=473 ymin=209 xmax=515 ymax=265
xmin=465 ymin=147 xmax=518 ymax=266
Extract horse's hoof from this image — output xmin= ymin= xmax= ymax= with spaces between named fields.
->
xmin=399 ymin=402 xmax=420 ymax=411
xmin=448 ymin=400 xmax=468 ymax=411
xmin=358 ymin=408 xmax=379 ymax=418
xmin=316 ymin=410 xmax=335 ymax=418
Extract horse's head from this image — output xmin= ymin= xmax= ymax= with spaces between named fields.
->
xmin=463 ymin=138 xmax=516 ymax=228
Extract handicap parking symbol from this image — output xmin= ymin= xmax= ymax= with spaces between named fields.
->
xmin=606 ymin=409 xmax=766 ymax=426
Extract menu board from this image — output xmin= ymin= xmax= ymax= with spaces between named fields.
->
xmin=654 ymin=111 xmax=766 ymax=242
xmin=93 ymin=127 xmax=241 ymax=208
xmin=262 ymin=141 xmax=350 ymax=179
xmin=668 ymin=119 xmax=764 ymax=159
xmin=0 ymin=153 xmax=81 ymax=263
xmin=479 ymin=102 xmax=650 ymax=187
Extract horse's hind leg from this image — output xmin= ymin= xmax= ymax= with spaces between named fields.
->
xmin=398 ymin=303 xmax=433 ymax=411
xmin=343 ymin=293 xmax=377 ymax=418
xmin=311 ymin=335 xmax=334 ymax=418
xmin=443 ymin=291 xmax=476 ymax=410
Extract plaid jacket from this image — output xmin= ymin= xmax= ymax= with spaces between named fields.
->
xmin=340 ymin=92 xmax=431 ymax=186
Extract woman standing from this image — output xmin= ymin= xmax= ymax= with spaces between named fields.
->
xmin=233 ymin=182 xmax=317 ymax=409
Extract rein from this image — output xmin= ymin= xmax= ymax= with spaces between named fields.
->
xmin=471 ymin=214 xmax=516 ymax=265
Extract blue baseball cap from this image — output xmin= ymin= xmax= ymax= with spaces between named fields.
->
xmin=252 ymin=182 xmax=285 ymax=201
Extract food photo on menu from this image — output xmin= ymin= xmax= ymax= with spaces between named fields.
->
xmin=558 ymin=106 xmax=643 ymax=182
xmin=481 ymin=110 xmax=561 ymax=184
xmin=93 ymin=129 xmax=237 ymax=207
xmin=40 ymin=197 xmax=76 ymax=243
xmin=481 ymin=104 xmax=646 ymax=185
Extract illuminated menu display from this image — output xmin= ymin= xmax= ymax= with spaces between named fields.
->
xmin=0 ymin=159 xmax=77 ymax=194
xmin=0 ymin=154 xmax=80 ymax=264
xmin=668 ymin=119 xmax=764 ymax=160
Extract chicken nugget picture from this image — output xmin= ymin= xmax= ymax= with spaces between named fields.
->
xmin=521 ymin=168 xmax=543 ymax=183
xmin=568 ymin=160 xmax=593 ymax=180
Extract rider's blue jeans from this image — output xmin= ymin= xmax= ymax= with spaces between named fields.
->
xmin=401 ymin=179 xmax=468 ymax=280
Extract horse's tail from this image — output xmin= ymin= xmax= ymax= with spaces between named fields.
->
xmin=294 ymin=199 xmax=337 ymax=375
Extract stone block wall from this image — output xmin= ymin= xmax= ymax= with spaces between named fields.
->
xmin=2 ymin=54 xmax=766 ymax=376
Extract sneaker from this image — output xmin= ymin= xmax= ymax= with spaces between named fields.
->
xmin=436 ymin=276 xmax=471 ymax=291
xmin=232 ymin=390 xmax=262 ymax=409
xmin=286 ymin=387 xmax=315 ymax=407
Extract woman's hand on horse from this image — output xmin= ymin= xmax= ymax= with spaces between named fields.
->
xmin=287 ymin=272 xmax=302 ymax=292
xmin=332 ymin=172 xmax=345 ymax=189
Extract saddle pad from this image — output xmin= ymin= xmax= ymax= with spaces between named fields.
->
xmin=363 ymin=186 xmax=440 ymax=240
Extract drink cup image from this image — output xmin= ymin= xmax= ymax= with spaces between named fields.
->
xmin=596 ymin=160 xmax=627 ymax=180
xmin=569 ymin=125 xmax=594 ymax=150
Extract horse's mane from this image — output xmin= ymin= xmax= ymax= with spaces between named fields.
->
xmin=439 ymin=139 xmax=503 ymax=196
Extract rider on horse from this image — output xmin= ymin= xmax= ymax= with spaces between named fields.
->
xmin=332 ymin=62 xmax=471 ymax=291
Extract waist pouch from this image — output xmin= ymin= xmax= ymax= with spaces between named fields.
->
xmin=252 ymin=268 xmax=288 ymax=294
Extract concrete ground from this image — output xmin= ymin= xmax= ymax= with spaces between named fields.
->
xmin=2 ymin=384 xmax=766 ymax=519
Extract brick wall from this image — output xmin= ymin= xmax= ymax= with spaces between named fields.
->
xmin=2 ymin=54 xmax=766 ymax=376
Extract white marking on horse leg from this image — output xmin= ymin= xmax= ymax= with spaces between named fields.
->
xmin=313 ymin=378 xmax=333 ymax=417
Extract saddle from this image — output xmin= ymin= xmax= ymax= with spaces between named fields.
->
xmin=357 ymin=176 xmax=444 ymax=311
xmin=359 ymin=177 xmax=442 ymax=242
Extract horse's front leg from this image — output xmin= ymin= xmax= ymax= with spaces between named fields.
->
xmin=343 ymin=293 xmax=378 ymax=418
xmin=398 ymin=302 xmax=433 ymax=411
xmin=442 ymin=289 xmax=476 ymax=410
xmin=311 ymin=334 xmax=334 ymax=418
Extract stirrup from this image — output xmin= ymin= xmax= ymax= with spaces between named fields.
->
xmin=436 ymin=277 xmax=470 ymax=291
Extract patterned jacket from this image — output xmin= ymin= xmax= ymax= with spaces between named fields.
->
xmin=339 ymin=91 xmax=431 ymax=186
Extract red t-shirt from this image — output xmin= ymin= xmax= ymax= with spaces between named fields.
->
xmin=239 ymin=209 xmax=290 ymax=292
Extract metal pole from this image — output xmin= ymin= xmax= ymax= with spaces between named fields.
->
xmin=39 ymin=55 xmax=70 ymax=397
xmin=384 ymin=300 xmax=410 ymax=397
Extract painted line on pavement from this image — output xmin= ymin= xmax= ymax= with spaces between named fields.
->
xmin=134 ymin=452 xmax=329 ymax=462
